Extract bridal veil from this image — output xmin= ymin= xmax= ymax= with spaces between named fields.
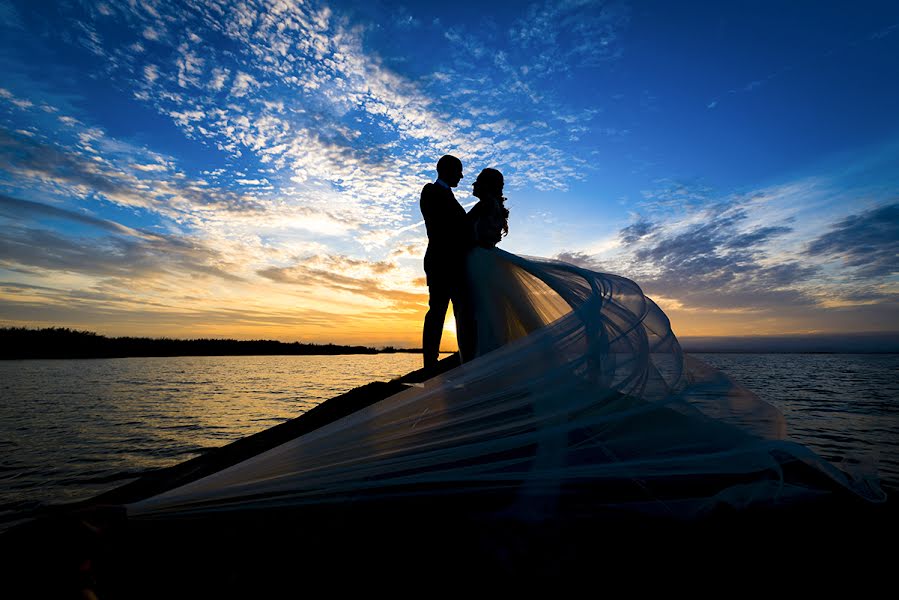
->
xmin=128 ymin=251 xmax=883 ymax=520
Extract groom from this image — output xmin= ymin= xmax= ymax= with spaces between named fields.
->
xmin=420 ymin=154 xmax=476 ymax=369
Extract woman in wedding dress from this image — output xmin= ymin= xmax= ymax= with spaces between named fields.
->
xmin=126 ymin=170 xmax=884 ymax=525
xmin=465 ymin=168 xmax=527 ymax=359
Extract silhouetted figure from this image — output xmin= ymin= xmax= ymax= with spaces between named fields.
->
xmin=420 ymin=155 xmax=476 ymax=368
xmin=465 ymin=168 xmax=515 ymax=359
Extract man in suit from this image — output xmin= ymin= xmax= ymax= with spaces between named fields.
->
xmin=420 ymin=154 xmax=476 ymax=369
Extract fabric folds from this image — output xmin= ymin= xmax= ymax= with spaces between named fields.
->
xmin=128 ymin=250 xmax=884 ymax=520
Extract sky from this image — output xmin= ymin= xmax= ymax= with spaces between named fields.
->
xmin=0 ymin=0 xmax=897 ymax=348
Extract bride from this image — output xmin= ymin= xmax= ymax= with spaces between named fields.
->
xmin=127 ymin=169 xmax=884 ymax=524
xmin=464 ymin=168 xmax=523 ymax=359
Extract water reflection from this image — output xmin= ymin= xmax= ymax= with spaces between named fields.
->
xmin=0 ymin=354 xmax=426 ymax=528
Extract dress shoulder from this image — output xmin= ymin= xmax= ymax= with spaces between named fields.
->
xmin=472 ymin=198 xmax=505 ymax=247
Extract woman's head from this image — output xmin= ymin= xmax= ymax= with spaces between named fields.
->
xmin=472 ymin=168 xmax=504 ymax=199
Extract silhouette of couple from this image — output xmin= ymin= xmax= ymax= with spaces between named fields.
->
xmin=420 ymin=155 xmax=510 ymax=368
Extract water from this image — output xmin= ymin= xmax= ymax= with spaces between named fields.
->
xmin=693 ymin=353 xmax=899 ymax=489
xmin=0 ymin=354 xmax=425 ymax=530
xmin=1 ymin=353 xmax=896 ymax=530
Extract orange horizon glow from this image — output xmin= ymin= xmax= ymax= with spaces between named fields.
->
xmin=2 ymin=298 xmax=890 ymax=351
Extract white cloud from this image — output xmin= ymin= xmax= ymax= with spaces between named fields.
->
xmin=209 ymin=67 xmax=229 ymax=91
xmin=229 ymin=71 xmax=258 ymax=97
xmin=142 ymin=26 xmax=160 ymax=40
xmin=132 ymin=163 xmax=169 ymax=172
xmin=176 ymin=42 xmax=205 ymax=88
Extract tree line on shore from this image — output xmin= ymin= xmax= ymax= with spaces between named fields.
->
xmin=0 ymin=327 xmax=421 ymax=360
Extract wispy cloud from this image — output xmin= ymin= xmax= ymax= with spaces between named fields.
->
xmin=509 ymin=0 xmax=629 ymax=75
xmin=258 ymin=253 xmax=426 ymax=313
xmin=0 ymin=125 xmax=264 ymax=216
xmin=619 ymin=218 xmax=657 ymax=244
xmin=0 ymin=194 xmax=242 ymax=282
xmin=555 ymin=178 xmax=898 ymax=332
xmin=805 ymin=202 xmax=898 ymax=278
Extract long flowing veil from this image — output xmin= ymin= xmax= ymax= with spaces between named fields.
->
xmin=128 ymin=250 xmax=884 ymax=520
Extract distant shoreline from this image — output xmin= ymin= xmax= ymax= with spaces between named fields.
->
xmin=1 ymin=327 xmax=896 ymax=360
xmin=0 ymin=327 xmax=422 ymax=360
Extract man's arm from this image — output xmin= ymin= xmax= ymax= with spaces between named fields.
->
xmin=420 ymin=184 xmax=455 ymax=246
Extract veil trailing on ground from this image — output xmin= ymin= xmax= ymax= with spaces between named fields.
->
xmin=128 ymin=250 xmax=883 ymax=521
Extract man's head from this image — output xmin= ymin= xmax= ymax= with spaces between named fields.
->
xmin=436 ymin=155 xmax=463 ymax=188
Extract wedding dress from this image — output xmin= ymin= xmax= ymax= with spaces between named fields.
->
xmin=126 ymin=229 xmax=884 ymax=521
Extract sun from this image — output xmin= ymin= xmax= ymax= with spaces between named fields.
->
xmin=443 ymin=318 xmax=457 ymax=336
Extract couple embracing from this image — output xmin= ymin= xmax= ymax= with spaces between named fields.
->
xmin=420 ymin=154 xmax=510 ymax=369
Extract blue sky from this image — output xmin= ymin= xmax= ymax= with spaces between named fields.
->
xmin=1 ymin=0 xmax=897 ymax=346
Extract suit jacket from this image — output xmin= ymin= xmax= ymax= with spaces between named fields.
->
xmin=420 ymin=182 xmax=471 ymax=285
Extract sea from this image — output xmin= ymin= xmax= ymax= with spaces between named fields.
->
xmin=1 ymin=352 xmax=897 ymax=531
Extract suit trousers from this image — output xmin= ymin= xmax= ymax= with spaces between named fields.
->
xmin=422 ymin=271 xmax=476 ymax=368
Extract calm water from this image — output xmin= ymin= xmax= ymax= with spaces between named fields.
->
xmin=694 ymin=353 xmax=899 ymax=488
xmin=1 ymin=353 xmax=897 ymax=530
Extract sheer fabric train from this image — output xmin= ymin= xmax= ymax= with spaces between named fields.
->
xmin=128 ymin=249 xmax=883 ymax=520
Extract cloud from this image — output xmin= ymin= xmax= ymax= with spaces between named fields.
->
xmin=176 ymin=42 xmax=205 ymax=88
xmin=229 ymin=71 xmax=258 ymax=97
xmin=619 ymin=218 xmax=657 ymax=244
xmin=0 ymin=195 xmax=242 ymax=282
xmin=555 ymin=179 xmax=899 ymax=321
xmin=389 ymin=241 xmax=426 ymax=260
xmin=142 ymin=27 xmax=161 ymax=41
xmin=0 ymin=126 xmax=265 ymax=216
xmin=0 ymin=281 xmax=345 ymax=336
xmin=619 ymin=201 xmax=826 ymax=311
xmin=0 ymin=194 xmax=138 ymax=237
xmin=131 ymin=162 xmax=168 ymax=172
xmin=804 ymin=202 xmax=899 ymax=278
xmin=0 ymin=127 xmax=137 ymax=201
xmin=508 ymin=0 xmax=629 ymax=75
xmin=258 ymin=253 xmax=426 ymax=311
xmin=0 ymin=1 xmax=24 ymax=30
xmin=723 ymin=226 xmax=794 ymax=249
xmin=552 ymin=251 xmax=606 ymax=270
xmin=394 ymin=7 xmax=421 ymax=30
xmin=209 ymin=67 xmax=229 ymax=91
xmin=638 ymin=179 xmax=715 ymax=211
xmin=552 ymin=182 xmax=847 ymax=313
